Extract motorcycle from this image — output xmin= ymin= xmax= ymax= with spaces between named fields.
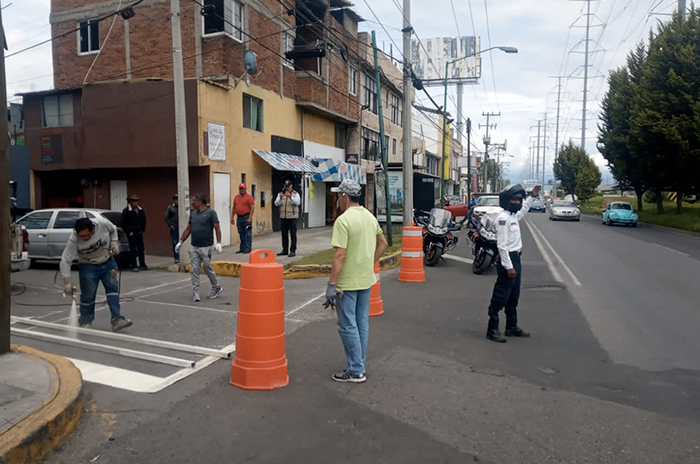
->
xmin=414 ymin=208 xmax=461 ymax=267
xmin=468 ymin=216 xmax=499 ymax=274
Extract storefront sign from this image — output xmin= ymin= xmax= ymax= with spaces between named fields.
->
xmin=207 ymin=122 xmax=226 ymax=161
xmin=345 ymin=153 xmax=359 ymax=164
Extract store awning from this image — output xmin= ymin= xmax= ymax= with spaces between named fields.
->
xmin=253 ymin=150 xmax=320 ymax=173
xmin=312 ymin=159 xmax=367 ymax=185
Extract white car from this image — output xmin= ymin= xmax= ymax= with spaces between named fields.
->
xmin=549 ymin=200 xmax=581 ymax=221
xmin=472 ymin=196 xmax=502 ymax=221
xmin=15 ymin=208 xmax=130 ymax=263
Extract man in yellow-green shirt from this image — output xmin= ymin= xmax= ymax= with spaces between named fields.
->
xmin=325 ymin=179 xmax=388 ymax=383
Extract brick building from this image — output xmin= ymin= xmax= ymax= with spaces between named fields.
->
xmin=22 ymin=0 xmax=365 ymax=256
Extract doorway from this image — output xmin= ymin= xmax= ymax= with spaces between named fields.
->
xmin=110 ymin=181 xmax=128 ymax=211
xmin=213 ymin=173 xmax=232 ymax=246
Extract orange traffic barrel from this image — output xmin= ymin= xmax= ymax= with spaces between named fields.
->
xmin=369 ymin=261 xmax=384 ymax=317
xmin=399 ymin=225 xmax=425 ymax=282
xmin=230 ymin=250 xmax=289 ymax=390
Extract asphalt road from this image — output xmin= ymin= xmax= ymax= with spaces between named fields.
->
xmin=12 ymin=216 xmax=700 ymax=464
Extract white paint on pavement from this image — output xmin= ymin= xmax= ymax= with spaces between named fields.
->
xmin=68 ymin=358 xmax=164 ymax=392
xmin=523 ymin=220 xmax=565 ymax=284
xmin=526 ymin=219 xmax=582 ymax=287
xmin=138 ymin=299 xmax=236 ymax=314
xmin=443 ymin=254 xmax=474 ymax=264
xmin=653 ymin=243 xmax=690 ymax=257
xmin=287 ymin=292 xmax=325 ymax=317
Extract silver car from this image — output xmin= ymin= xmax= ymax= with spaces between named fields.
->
xmin=549 ymin=200 xmax=581 ymax=222
xmin=15 ymin=208 xmax=130 ymax=263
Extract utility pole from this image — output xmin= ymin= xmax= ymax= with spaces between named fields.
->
xmin=401 ymin=0 xmax=413 ymax=227
xmin=542 ymin=113 xmax=548 ymax=186
xmin=170 ymin=0 xmax=191 ymax=264
xmin=536 ymin=121 xmax=541 ymax=185
xmin=373 ymin=31 xmax=393 ymax=246
xmin=480 ymin=112 xmax=499 ymax=193
xmin=581 ymin=0 xmax=591 ymax=149
xmin=456 ymin=83 xmax=464 ymax=145
xmin=466 ymin=120 xmax=473 ymax=197
xmin=1 ymin=6 xmax=11 ymax=354
xmin=680 ymin=0 xmax=687 ymax=18
xmin=551 ymin=76 xmax=564 ymax=198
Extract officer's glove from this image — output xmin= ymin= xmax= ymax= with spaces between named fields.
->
xmin=109 ymin=241 xmax=120 ymax=256
xmin=323 ymin=283 xmax=343 ymax=310
xmin=63 ymin=279 xmax=74 ymax=297
xmin=214 ymin=243 xmax=223 ymax=254
xmin=174 ymin=241 xmax=183 ymax=254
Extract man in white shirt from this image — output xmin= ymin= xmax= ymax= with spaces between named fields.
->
xmin=486 ymin=184 xmax=541 ymax=343
xmin=61 ymin=217 xmax=133 ymax=331
xmin=274 ymin=179 xmax=301 ymax=257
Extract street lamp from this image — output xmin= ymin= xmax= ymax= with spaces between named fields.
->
xmin=440 ymin=46 xmax=518 ymax=208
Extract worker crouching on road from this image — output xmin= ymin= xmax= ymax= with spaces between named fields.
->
xmin=486 ymin=183 xmax=541 ymax=343
xmin=61 ymin=217 xmax=133 ymax=331
xmin=324 ymin=179 xmax=388 ymax=383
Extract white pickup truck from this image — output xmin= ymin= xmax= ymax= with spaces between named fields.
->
xmin=11 ymin=223 xmax=30 ymax=272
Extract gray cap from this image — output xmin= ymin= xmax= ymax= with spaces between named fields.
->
xmin=331 ymin=179 xmax=362 ymax=196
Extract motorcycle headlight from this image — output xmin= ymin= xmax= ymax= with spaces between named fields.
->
xmin=427 ymin=224 xmax=442 ymax=234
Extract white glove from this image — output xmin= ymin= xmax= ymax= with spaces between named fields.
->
xmin=110 ymin=241 xmax=120 ymax=256
xmin=214 ymin=243 xmax=222 ymax=254
xmin=174 ymin=241 xmax=183 ymax=254
xmin=63 ymin=279 xmax=74 ymax=296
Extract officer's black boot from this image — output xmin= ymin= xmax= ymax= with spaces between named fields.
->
xmin=486 ymin=318 xmax=507 ymax=343
xmin=505 ymin=326 xmax=531 ymax=338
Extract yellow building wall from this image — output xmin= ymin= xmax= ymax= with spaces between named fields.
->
xmin=301 ymin=111 xmax=336 ymax=146
xmin=197 ymin=79 xmax=302 ymax=244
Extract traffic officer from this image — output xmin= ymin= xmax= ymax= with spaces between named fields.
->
xmin=486 ymin=183 xmax=541 ymax=343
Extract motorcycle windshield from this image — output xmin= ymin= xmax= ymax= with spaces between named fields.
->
xmin=429 ymin=209 xmax=452 ymax=228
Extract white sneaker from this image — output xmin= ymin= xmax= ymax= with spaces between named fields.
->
xmin=193 ymin=291 xmax=201 ymax=302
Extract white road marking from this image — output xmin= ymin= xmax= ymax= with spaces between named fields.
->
xmin=68 ymin=358 xmax=164 ymax=392
xmin=523 ymin=220 xmax=565 ymax=284
xmin=121 ymin=278 xmax=192 ymax=296
xmin=287 ymin=292 xmax=325 ymax=317
xmin=653 ymin=243 xmax=691 ymax=257
xmin=138 ymin=299 xmax=236 ymax=314
xmin=443 ymin=254 xmax=474 ymax=264
xmin=526 ymin=220 xmax=582 ymax=287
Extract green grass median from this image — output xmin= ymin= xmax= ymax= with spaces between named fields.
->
xmin=579 ymin=195 xmax=700 ymax=233
xmin=285 ymin=235 xmax=403 ymax=270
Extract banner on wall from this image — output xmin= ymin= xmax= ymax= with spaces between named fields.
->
xmin=376 ymin=170 xmax=404 ymax=223
xmin=208 ymin=122 xmax=226 ymax=161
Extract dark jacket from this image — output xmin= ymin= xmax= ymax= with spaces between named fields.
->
xmin=165 ymin=204 xmax=178 ymax=229
xmin=121 ymin=206 xmax=147 ymax=235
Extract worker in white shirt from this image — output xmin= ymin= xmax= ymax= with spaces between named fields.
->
xmin=275 ymin=179 xmax=301 ymax=257
xmin=486 ymin=184 xmax=542 ymax=343
xmin=61 ymin=217 xmax=133 ymax=331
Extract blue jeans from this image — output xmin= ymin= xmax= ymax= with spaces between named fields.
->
xmin=78 ymin=257 xmax=124 ymax=325
xmin=336 ymin=288 xmax=372 ymax=375
xmin=170 ymin=228 xmax=180 ymax=260
xmin=237 ymin=214 xmax=252 ymax=252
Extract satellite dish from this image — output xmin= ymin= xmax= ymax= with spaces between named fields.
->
xmin=243 ymin=51 xmax=258 ymax=75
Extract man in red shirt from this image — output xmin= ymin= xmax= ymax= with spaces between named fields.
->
xmin=232 ymin=183 xmax=255 ymax=254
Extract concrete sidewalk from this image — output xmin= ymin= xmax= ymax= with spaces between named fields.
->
xmin=146 ymin=226 xmax=334 ymax=270
xmin=0 ymin=345 xmax=83 ymax=464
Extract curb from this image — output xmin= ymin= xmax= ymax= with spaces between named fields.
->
xmin=176 ymin=250 xmax=403 ymax=279
xmin=0 ymin=345 xmax=83 ymax=464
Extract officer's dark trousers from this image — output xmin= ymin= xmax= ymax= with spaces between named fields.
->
xmin=487 ymin=251 xmax=522 ymax=331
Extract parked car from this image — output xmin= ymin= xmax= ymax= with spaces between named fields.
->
xmin=529 ymin=199 xmax=546 ymax=213
xmin=472 ymin=196 xmax=502 ymax=221
xmin=444 ymin=195 xmax=469 ymax=219
xmin=602 ymin=202 xmax=638 ymax=227
xmin=15 ymin=208 xmax=130 ymax=263
xmin=549 ymin=200 xmax=581 ymax=221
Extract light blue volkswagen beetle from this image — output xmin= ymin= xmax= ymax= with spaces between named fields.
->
xmin=602 ymin=202 xmax=638 ymax=227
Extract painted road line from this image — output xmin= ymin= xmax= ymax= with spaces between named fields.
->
xmin=443 ymin=254 xmax=474 ymax=264
xmin=11 ymin=316 xmax=233 ymax=359
xmin=137 ymin=299 xmax=236 ymax=314
xmin=653 ymin=243 xmax=691 ymax=257
xmin=287 ymin=292 xmax=325 ymax=317
xmin=527 ymin=220 xmax=582 ymax=287
xmin=68 ymin=358 xmax=164 ymax=392
xmin=11 ymin=328 xmax=196 ymax=368
xmin=524 ymin=220 xmax=565 ymax=284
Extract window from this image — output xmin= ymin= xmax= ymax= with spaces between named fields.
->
xmin=53 ymin=211 xmax=82 ymax=229
xmin=42 ymin=94 xmax=74 ymax=128
xmin=282 ymin=33 xmax=294 ymax=69
xmin=390 ymin=94 xmax=400 ymax=125
xmin=335 ymin=123 xmax=346 ymax=149
xmin=260 ymin=192 xmax=266 ymax=208
xmin=349 ymin=66 xmax=358 ymax=96
xmin=203 ymin=0 xmax=243 ymax=41
xmin=243 ymin=94 xmax=263 ymax=132
xmin=17 ymin=211 xmax=53 ymax=230
xmin=361 ymin=127 xmax=380 ymax=162
xmin=364 ymin=74 xmax=377 ymax=114
xmin=78 ymin=19 xmax=99 ymax=54
xmin=241 ymin=173 xmax=246 ymax=185
xmin=251 ymin=185 xmax=256 ymax=199
xmin=392 ymin=138 xmax=397 ymax=156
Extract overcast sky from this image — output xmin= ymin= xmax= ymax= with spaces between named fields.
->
xmin=3 ymin=0 xmax=680 ymax=184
